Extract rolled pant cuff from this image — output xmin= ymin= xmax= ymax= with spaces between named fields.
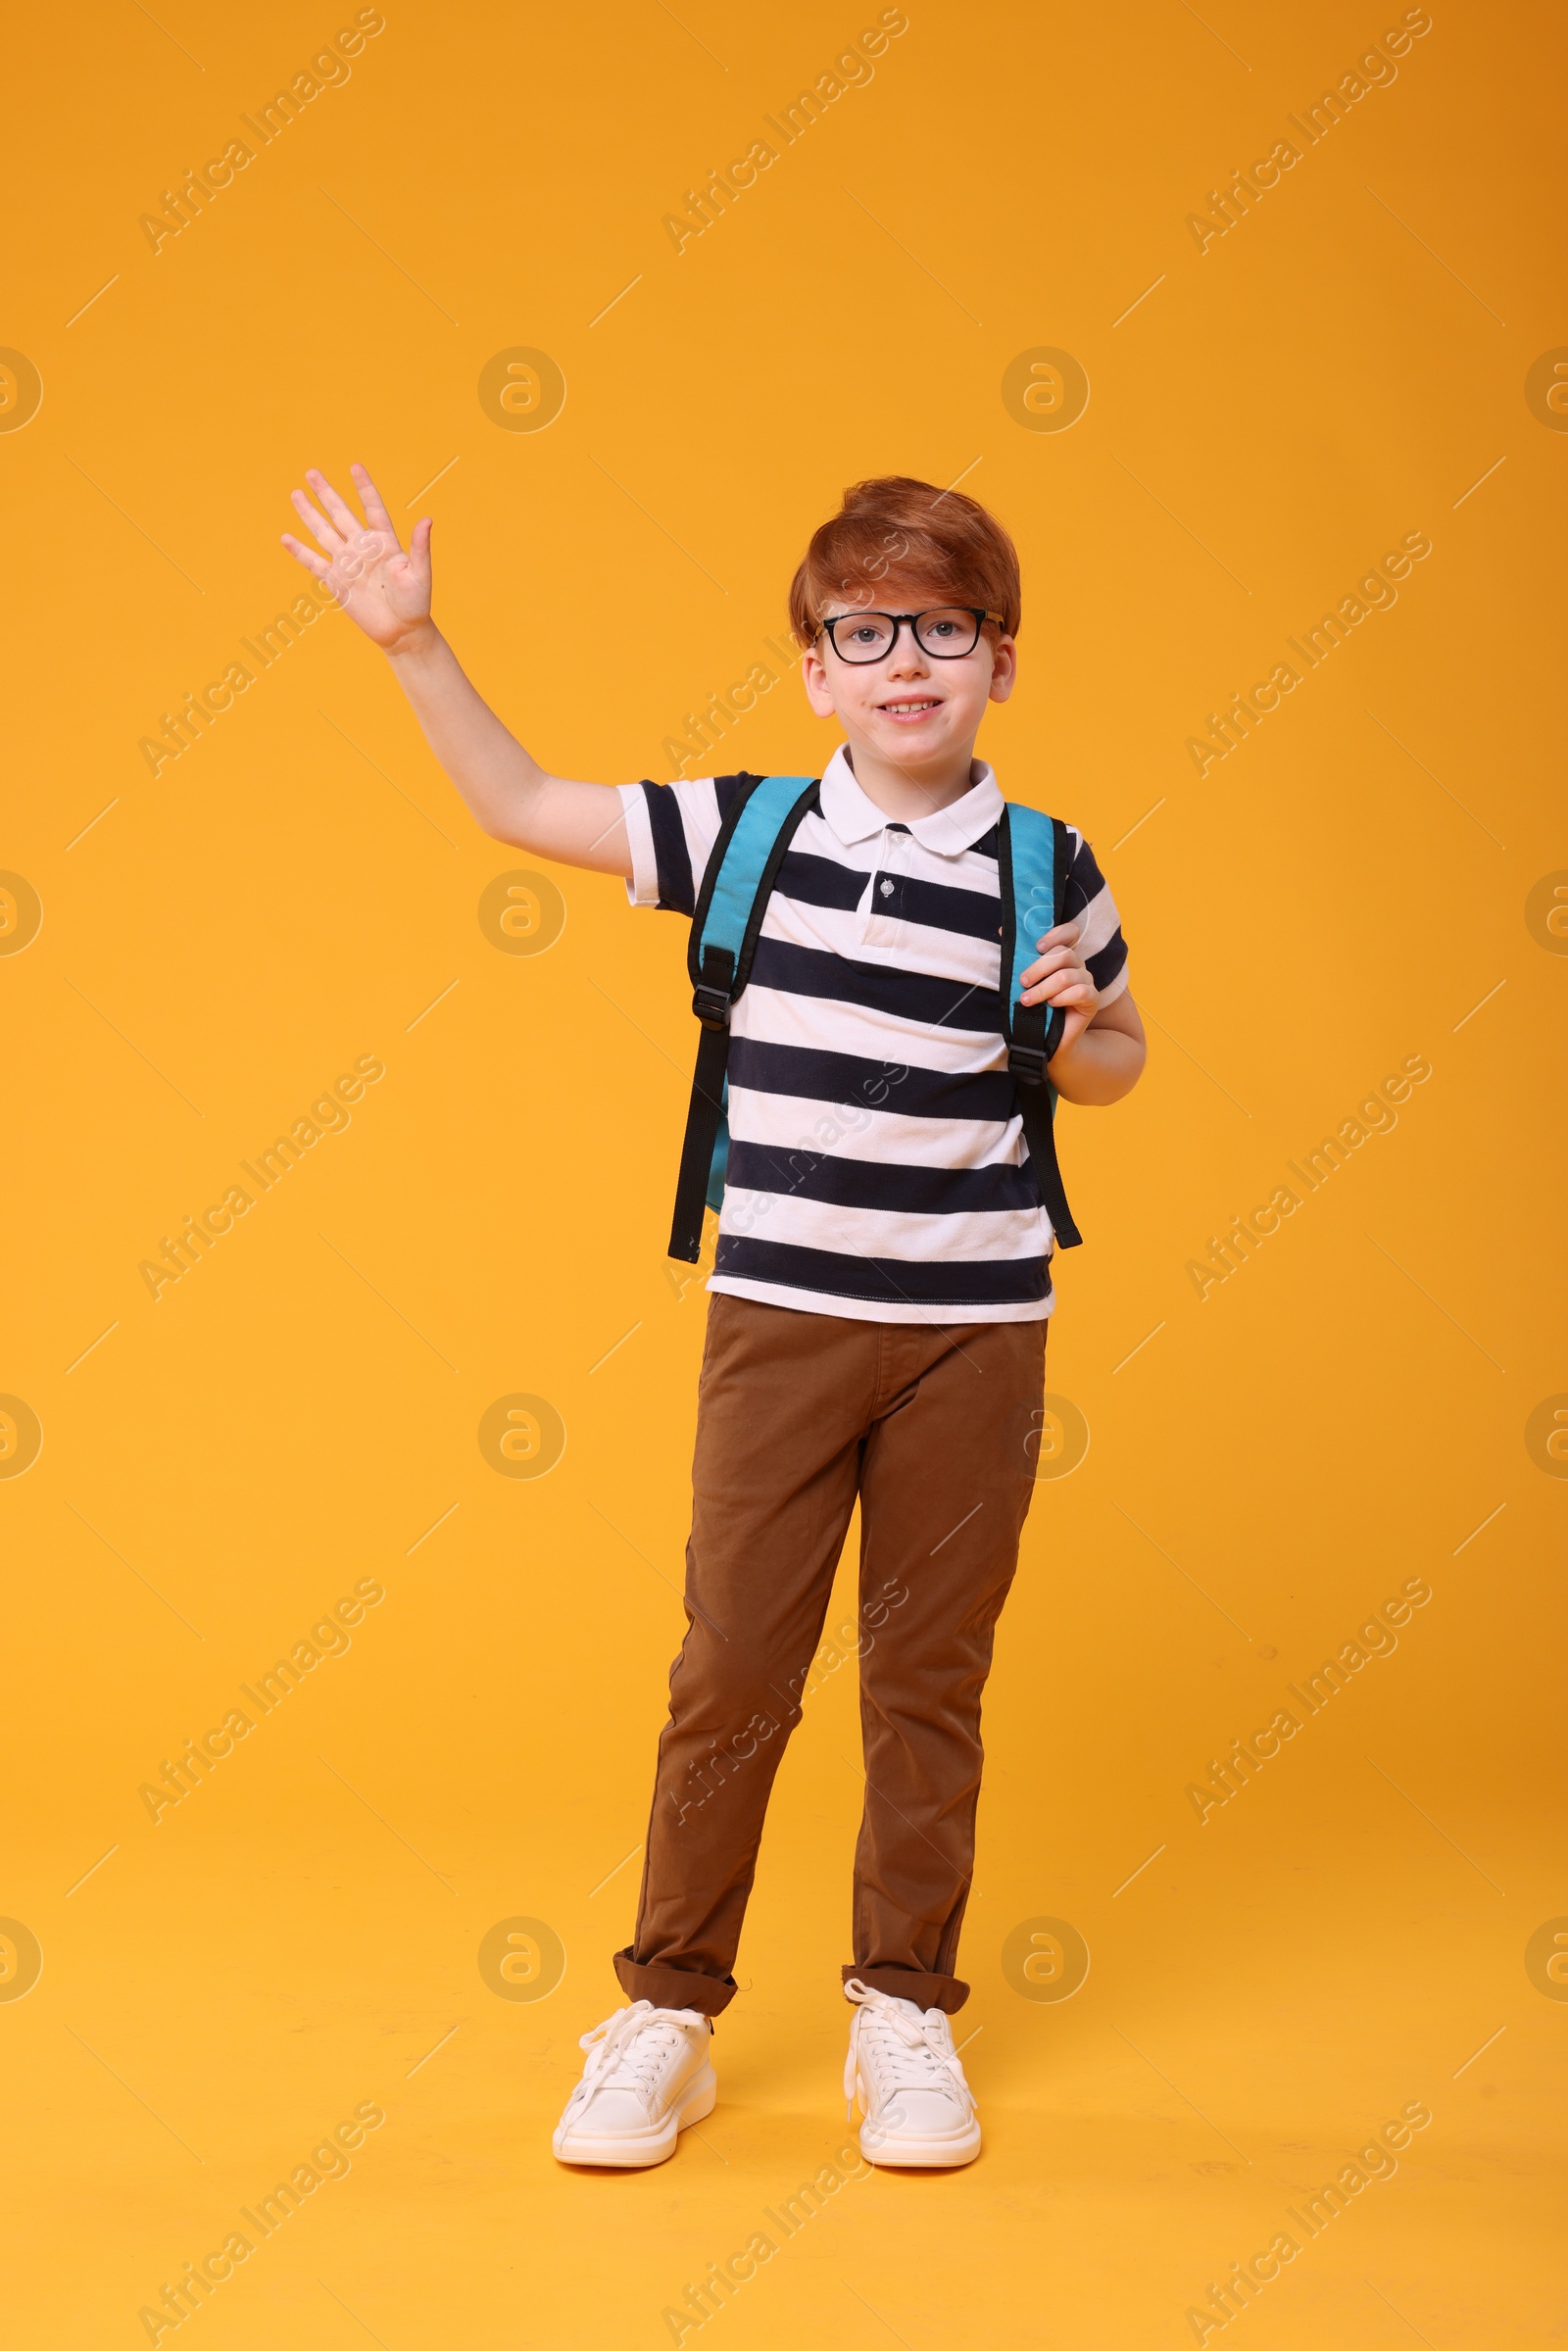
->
xmin=613 ymin=1947 xmax=736 ymax=2018
xmin=843 ymin=1963 xmax=969 ymax=2015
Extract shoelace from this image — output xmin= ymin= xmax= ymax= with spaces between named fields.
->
xmin=562 ymin=2001 xmax=705 ymax=2122
xmin=842 ymin=1979 xmax=974 ymax=2119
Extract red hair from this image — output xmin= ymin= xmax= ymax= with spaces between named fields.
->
xmin=788 ymin=475 xmax=1021 ymax=650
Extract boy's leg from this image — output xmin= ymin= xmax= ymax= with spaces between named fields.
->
xmin=846 ymin=1317 xmax=1046 ymax=2013
xmin=613 ymin=1296 xmax=876 ymax=2016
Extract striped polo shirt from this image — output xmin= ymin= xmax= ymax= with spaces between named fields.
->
xmin=618 ymin=745 xmax=1129 ymax=1324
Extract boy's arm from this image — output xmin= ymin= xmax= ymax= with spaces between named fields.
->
xmin=281 ymin=464 xmax=632 ymax=877
xmin=1046 ymin=988 xmax=1146 ymax=1106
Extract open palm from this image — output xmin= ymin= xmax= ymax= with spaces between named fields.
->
xmin=280 ymin=464 xmax=432 ymax=652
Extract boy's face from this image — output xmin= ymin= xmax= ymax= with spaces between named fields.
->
xmin=800 ymin=580 xmax=1016 ymax=778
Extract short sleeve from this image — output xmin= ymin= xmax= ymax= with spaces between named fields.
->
xmin=617 ymin=783 xmax=662 ymax=907
xmin=1062 ymin=827 xmax=1130 ymax=1003
xmin=618 ymin=776 xmax=750 ymax=915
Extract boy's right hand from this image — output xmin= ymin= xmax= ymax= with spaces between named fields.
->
xmin=281 ymin=460 xmax=634 ymax=876
xmin=281 ymin=464 xmax=434 ymax=656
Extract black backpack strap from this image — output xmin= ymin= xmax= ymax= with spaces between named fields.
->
xmin=666 ymin=942 xmax=738 ymax=1265
xmin=998 ymin=808 xmax=1082 ymax=1249
xmin=667 ymin=775 xmax=819 ymax=1263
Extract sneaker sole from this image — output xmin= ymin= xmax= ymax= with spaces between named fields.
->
xmin=858 ymin=2117 xmax=982 ymax=2169
xmin=552 ymin=2063 xmax=717 ymax=2169
xmin=854 ymin=2075 xmax=981 ymax=2169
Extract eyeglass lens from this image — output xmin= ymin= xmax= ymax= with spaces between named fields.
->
xmin=828 ymin=610 xmax=982 ymax=661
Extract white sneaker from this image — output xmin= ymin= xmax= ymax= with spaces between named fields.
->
xmin=552 ymin=2000 xmax=716 ymax=2168
xmin=843 ymin=1979 xmax=981 ymax=2168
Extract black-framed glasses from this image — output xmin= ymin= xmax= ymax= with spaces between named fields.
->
xmin=816 ymin=608 xmax=1004 ymax=663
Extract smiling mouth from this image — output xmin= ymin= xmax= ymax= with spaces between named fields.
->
xmin=877 ymin=699 xmax=943 ymax=718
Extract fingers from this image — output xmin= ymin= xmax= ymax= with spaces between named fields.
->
xmin=1019 ymin=986 xmax=1094 ymax=1009
xmin=280 ymin=533 xmax=331 ymax=581
xmin=1033 ymin=919 xmax=1083 ymax=952
xmin=307 ymin=466 xmax=365 ymax=539
xmin=1019 ymin=972 xmax=1096 ymax=1010
xmin=290 ymin=485 xmax=346 ymax=559
xmin=350 ymin=462 xmax=401 ymax=544
xmin=1019 ymin=942 xmax=1085 ymax=990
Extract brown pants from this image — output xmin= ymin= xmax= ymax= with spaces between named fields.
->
xmin=613 ymin=1294 xmax=1046 ymax=2018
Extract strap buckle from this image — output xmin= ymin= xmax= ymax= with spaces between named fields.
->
xmin=692 ymin=984 xmax=731 ymax=1028
xmin=1007 ymin=1042 xmax=1048 ymax=1086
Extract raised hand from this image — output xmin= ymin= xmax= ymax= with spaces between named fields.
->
xmin=281 ymin=464 xmax=433 ymax=653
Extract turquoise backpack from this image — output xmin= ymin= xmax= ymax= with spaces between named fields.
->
xmin=666 ymin=772 xmax=1082 ymax=1263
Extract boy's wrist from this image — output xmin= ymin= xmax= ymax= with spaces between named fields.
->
xmin=384 ymin=616 xmax=444 ymax=666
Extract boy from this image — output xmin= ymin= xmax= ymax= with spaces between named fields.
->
xmin=280 ymin=467 xmax=1145 ymax=2170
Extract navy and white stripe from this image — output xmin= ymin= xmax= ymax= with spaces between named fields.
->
xmin=618 ymin=746 xmax=1129 ymax=1324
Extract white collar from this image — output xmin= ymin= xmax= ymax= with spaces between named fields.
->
xmin=816 ymin=744 xmax=1004 ymax=857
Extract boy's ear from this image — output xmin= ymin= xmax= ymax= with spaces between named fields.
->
xmin=801 ymin=645 xmax=839 ymax=717
xmin=988 ymin=637 xmax=1018 ymax=704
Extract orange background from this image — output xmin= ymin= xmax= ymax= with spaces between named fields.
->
xmin=3 ymin=0 xmax=1565 ymax=2342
